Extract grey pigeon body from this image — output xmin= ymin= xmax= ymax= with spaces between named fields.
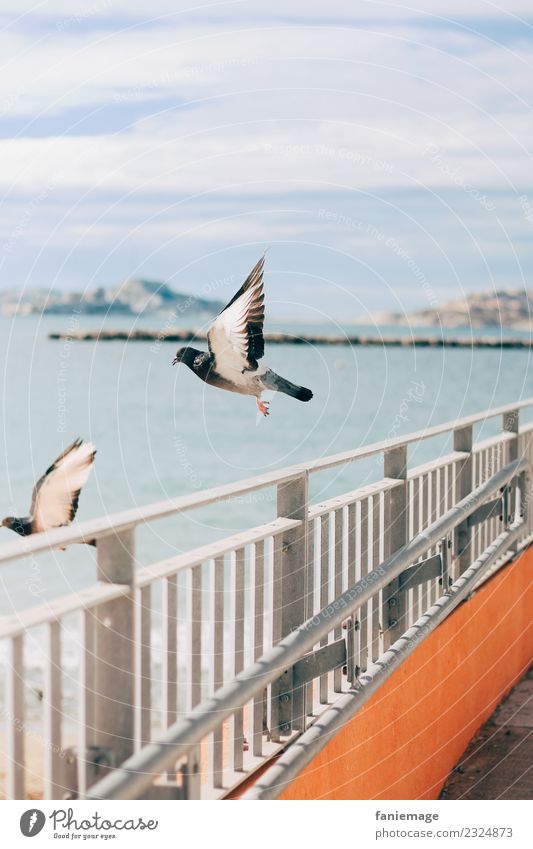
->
xmin=2 ymin=438 xmax=96 ymax=541
xmin=173 ymin=256 xmax=313 ymax=416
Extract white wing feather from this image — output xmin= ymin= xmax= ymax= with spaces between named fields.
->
xmin=207 ymin=256 xmax=265 ymax=379
xmin=32 ymin=442 xmax=96 ymax=532
xmin=207 ymin=287 xmax=258 ymax=377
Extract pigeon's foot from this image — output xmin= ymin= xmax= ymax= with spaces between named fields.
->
xmin=256 ymin=399 xmax=270 ymax=417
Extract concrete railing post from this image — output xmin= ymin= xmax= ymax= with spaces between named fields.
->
xmin=454 ymin=424 xmax=473 ymax=578
xmin=92 ymin=529 xmax=136 ymax=776
xmin=271 ymin=472 xmax=309 ymax=738
xmin=383 ymin=445 xmax=408 ymax=649
xmin=503 ymin=409 xmax=519 ymax=462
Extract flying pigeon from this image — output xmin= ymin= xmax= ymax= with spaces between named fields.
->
xmin=172 ymin=255 xmax=313 ymax=416
xmin=1 ymin=438 xmax=96 ymax=539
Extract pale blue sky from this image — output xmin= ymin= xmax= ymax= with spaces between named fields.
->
xmin=1 ymin=0 xmax=532 ymax=321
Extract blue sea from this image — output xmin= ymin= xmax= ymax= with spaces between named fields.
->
xmin=1 ymin=312 xmax=533 ymax=732
xmin=0 ymin=312 xmax=532 ymax=617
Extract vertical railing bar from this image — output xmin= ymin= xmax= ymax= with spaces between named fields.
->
xmin=418 ymin=472 xmax=425 ymax=613
xmin=406 ymin=479 xmax=414 ymax=626
xmin=491 ymin=438 xmax=498 ymax=541
xmin=134 ymin=585 xmax=151 ymax=752
xmin=319 ymin=513 xmax=330 ymax=702
xmin=439 ymin=465 xmax=448 ymax=597
xmin=183 ymin=565 xmax=202 ymax=799
xmin=162 ymin=575 xmax=178 ymax=731
xmin=333 ymin=508 xmax=343 ymax=691
xmin=486 ymin=447 xmax=493 ymax=552
xmin=190 ymin=565 xmax=203 ymax=711
xmin=479 ymin=449 xmax=485 ymax=556
xmin=420 ymin=473 xmax=430 ymax=613
xmin=347 ymin=501 xmax=359 ymax=681
xmin=411 ymin=477 xmax=421 ymax=623
xmin=43 ymin=620 xmax=62 ymax=800
xmin=272 ymin=535 xmax=283 ymax=648
xmin=483 ymin=448 xmax=490 ymax=552
xmin=252 ymin=542 xmax=265 ymax=757
xmin=6 ymin=634 xmax=25 ymax=800
xmin=371 ymin=493 xmax=381 ymax=662
xmin=305 ymin=523 xmax=315 ymax=715
xmin=359 ymin=498 xmax=369 ymax=673
xmin=78 ymin=608 xmax=95 ymax=797
xmin=269 ymin=533 xmax=282 ymax=735
xmin=430 ymin=468 xmax=438 ymax=604
xmin=210 ymin=556 xmax=225 ymax=787
xmin=472 ymin=450 xmax=480 ymax=560
xmin=232 ymin=547 xmax=245 ymax=772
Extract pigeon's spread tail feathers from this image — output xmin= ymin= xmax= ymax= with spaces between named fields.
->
xmin=294 ymin=385 xmax=313 ymax=402
xmin=262 ymin=370 xmax=313 ymax=402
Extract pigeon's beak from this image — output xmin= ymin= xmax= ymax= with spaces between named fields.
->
xmin=172 ymin=357 xmax=178 ymax=366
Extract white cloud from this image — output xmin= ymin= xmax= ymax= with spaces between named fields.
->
xmin=0 ymin=1 xmax=531 ymax=305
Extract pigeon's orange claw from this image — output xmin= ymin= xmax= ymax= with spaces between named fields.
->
xmin=257 ymin=399 xmax=270 ymax=417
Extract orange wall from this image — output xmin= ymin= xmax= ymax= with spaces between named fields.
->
xmin=281 ymin=548 xmax=533 ymax=800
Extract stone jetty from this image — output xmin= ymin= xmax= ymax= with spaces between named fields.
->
xmin=48 ymin=329 xmax=533 ymax=348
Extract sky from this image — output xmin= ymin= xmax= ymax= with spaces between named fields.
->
xmin=0 ymin=0 xmax=533 ymax=321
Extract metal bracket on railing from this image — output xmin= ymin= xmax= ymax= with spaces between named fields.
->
xmin=398 ymin=554 xmax=442 ymax=593
xmin=440 ymin=536 xmax=452 ymax=588
xmin=467 ymin=496 xmax=504 ymax=527
xmin=343 ymin=617 xmax=359 ymax=685
xmin=292 ymin=639 xmax=347 ymax=688
xmin=272 ymin=639 xmax=347 ymax=736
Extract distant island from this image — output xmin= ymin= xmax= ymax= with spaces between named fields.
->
xmin=372 ymin=289 xmax=533 ymax=330
xmin=4 ymin=282 xmax=533 ymax=330
xmin=0 ymin=277 xmax=223 ymax=317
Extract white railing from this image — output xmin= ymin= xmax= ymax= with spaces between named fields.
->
xmin=1 ymin=400 xmax=533 ymax=800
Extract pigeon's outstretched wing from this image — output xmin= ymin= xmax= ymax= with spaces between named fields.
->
xmin=30 ymin=439 xmax=96 ymax=533
xmin=207 ymin=255 xmax=265 ymax=376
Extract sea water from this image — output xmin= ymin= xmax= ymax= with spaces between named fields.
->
xmin=0 ymin=313 xmax=532 ymax=727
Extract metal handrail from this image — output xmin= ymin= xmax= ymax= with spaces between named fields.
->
xmin=0 ymin=397 xmax=531 ymax=565
xmin=87 ymin=456 xmax=528 ymax=800
xmin=244 ymin=517 xmax=525 ymax=799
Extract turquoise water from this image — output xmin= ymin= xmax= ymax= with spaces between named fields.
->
xmin=0 ymin=313 xmax=532 ymax=614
